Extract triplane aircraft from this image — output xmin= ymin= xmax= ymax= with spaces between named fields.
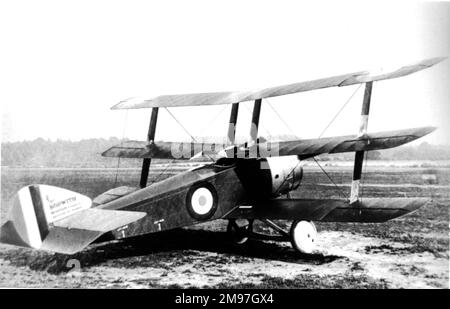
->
xmin=1 ymin=57 xmax=446 ymax=255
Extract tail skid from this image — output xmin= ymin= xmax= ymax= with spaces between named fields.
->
xmin=0 ymin=185 xmax=145 ymax=254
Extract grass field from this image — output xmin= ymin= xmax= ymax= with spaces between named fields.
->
xmin=0 ymin=164 xmax=449 ymax=288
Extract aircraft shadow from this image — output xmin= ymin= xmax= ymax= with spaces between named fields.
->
xmin=8 ymin=228 xmax=342 ymax=274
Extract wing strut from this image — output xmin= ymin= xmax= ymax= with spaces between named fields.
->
xmin=227 ymin=103 xmax=239 ymax=144
xmin=250 ymin=99 xmax=262 ymax=145
xmin=350 ymin=82 xmax=373 ymax=203
xmin=140 ymin=107 xmax=159 ymax=188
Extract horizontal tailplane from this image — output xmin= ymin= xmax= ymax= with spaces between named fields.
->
xmin=0 ymin=185 xmax=146 ymax=254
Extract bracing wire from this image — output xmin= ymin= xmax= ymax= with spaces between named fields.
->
xmin=318 ymin=84 xmax=362 ymax=138
xmin=198 ymin=104 xmax=229 ymax=136
xmin=268 ymin=85 xmax=362 ymax=199
xmin=312 ymin=157 xmax=349 ymax=200
xmin=164 ymin=107 xmax=215 ymax=162
xmin=147 ymin=158 xmax=177 ymax=186
xmin=310 ymin=85 xmax=363 ymax=198
xmin=164 ymin=107 xmax=198 ymax=142
xmin=255 ymin=99 xmax=303 ymax=198
xmin=242 ymin=103 xmax=273 ymax=140
xmin=148 ymin=106 xmax=229 ymax=186
xmin=266 ymin=99 xmax=299 ymax=139
xmin=237 ymin=99 xmax=299 ymax=197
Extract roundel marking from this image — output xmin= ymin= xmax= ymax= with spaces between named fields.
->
xmin=186 ymin=182 xmax=218 ymax=220
xmin=191 ymin=187 xmax=214 ymax=215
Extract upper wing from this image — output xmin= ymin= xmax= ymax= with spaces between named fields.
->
xmin=112 ymin=57 xmax=445 ymax=109
xmin=102 ymin=126 xmax=435 ymax=160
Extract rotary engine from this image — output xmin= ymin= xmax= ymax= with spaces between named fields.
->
xmin=263 ymin=156 xmax=303 ymax=196
xmin=236 ymin=155 xmax=303 ymax=198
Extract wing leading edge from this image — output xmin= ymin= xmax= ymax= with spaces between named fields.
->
xmin=226 ymin=198 xmax=430 ymax=223
xmin=101 ymin=126 xmax=435 ymax=160
xmin=112 ymin=57 xmax=445 ymax=109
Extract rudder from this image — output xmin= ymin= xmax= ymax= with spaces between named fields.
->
xmin=0 ymin=185 xmax=146 ymax=254
xmin=1 ymin=184 xmax=92 ymax=251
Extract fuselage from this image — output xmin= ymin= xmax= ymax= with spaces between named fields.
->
xmin=99 ymin=156 xmax=303 ymax=240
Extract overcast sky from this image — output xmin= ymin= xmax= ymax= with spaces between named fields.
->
xmin=1 ymin=0 xmax=449 ymax=145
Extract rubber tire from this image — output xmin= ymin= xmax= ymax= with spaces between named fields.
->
xmin=227 ymin=219 xmax=251 ymax=245
xmin=290 ymin=220 xmax=317 ymax=254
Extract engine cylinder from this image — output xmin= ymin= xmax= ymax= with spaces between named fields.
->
xmin=235 ymin=155 xmax=303 ymax=199
xmin=264 ymin=156 xmax=303 ymax=196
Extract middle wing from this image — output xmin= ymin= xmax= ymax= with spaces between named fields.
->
xmin=245 ymin=126 xmax=436 ymax=159
xmin=102 ymin=126 xmax=435 ymax=160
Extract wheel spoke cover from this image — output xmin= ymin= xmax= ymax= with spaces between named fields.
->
xmin=291 ymin=221 xmax=317 ymax=254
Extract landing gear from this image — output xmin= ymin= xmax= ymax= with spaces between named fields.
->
xmin=226 ymin=218 xmax=318 ymax=254
xmin=227 ymin=219 xmax=253 ymax=244
xmin=290 ymin=220 xmax=317 ymax=254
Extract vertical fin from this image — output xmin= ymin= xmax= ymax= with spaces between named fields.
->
xmin=1 ymin=185 xmax=92 ymax=250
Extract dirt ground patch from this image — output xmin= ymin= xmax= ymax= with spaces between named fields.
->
xmin=0 ymin=224 xmax=447 ymax=288
xmin=0 ymin=166 xmax=448 ymax=288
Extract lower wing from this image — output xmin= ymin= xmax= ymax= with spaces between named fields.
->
xmin=225 ymin=198 xmax=430 ymax=222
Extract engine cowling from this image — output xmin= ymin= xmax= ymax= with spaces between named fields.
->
xmin=264 ymin=156 xmax=303 ymax=196
xmin=235 ymin=155 xmax=303 ymax=199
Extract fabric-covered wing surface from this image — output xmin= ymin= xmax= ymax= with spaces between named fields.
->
xmin=112 ymin=57 xmax=445 ymax=109
xmin=101 ymin=141 xmax=229 ymax=159
xmin=249 ymin=126 xmax=436 ymax=158
xmin=102 ymin=126 xmax=435 ymax=160
xmin=226 ymin=198 xmax=430 ymax=223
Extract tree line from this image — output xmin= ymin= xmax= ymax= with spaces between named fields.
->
xmin=1 ymin=138 xmax=450 ymax=168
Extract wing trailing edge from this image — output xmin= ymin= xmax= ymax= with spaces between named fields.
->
xmin=260 ymin=126 xmax=436 ymax=159
xmin=226 ymin=198 xmax=430 ymax=223
xmin=111 ymin=57 xmax=446 ymax=109
xmin=101 ymin=140 xmax=228 ymax=160
xmin=101 ymin=126 xmax=436 ymax=160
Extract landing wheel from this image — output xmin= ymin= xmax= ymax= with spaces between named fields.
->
xmin=227 ymin=219 xmax=253 ymax=245
xmin=290 ymin=220 xmax=317 ymax=254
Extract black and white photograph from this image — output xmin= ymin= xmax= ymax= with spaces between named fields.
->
xmin=0 ymin=0 xmax=449 ymax=292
